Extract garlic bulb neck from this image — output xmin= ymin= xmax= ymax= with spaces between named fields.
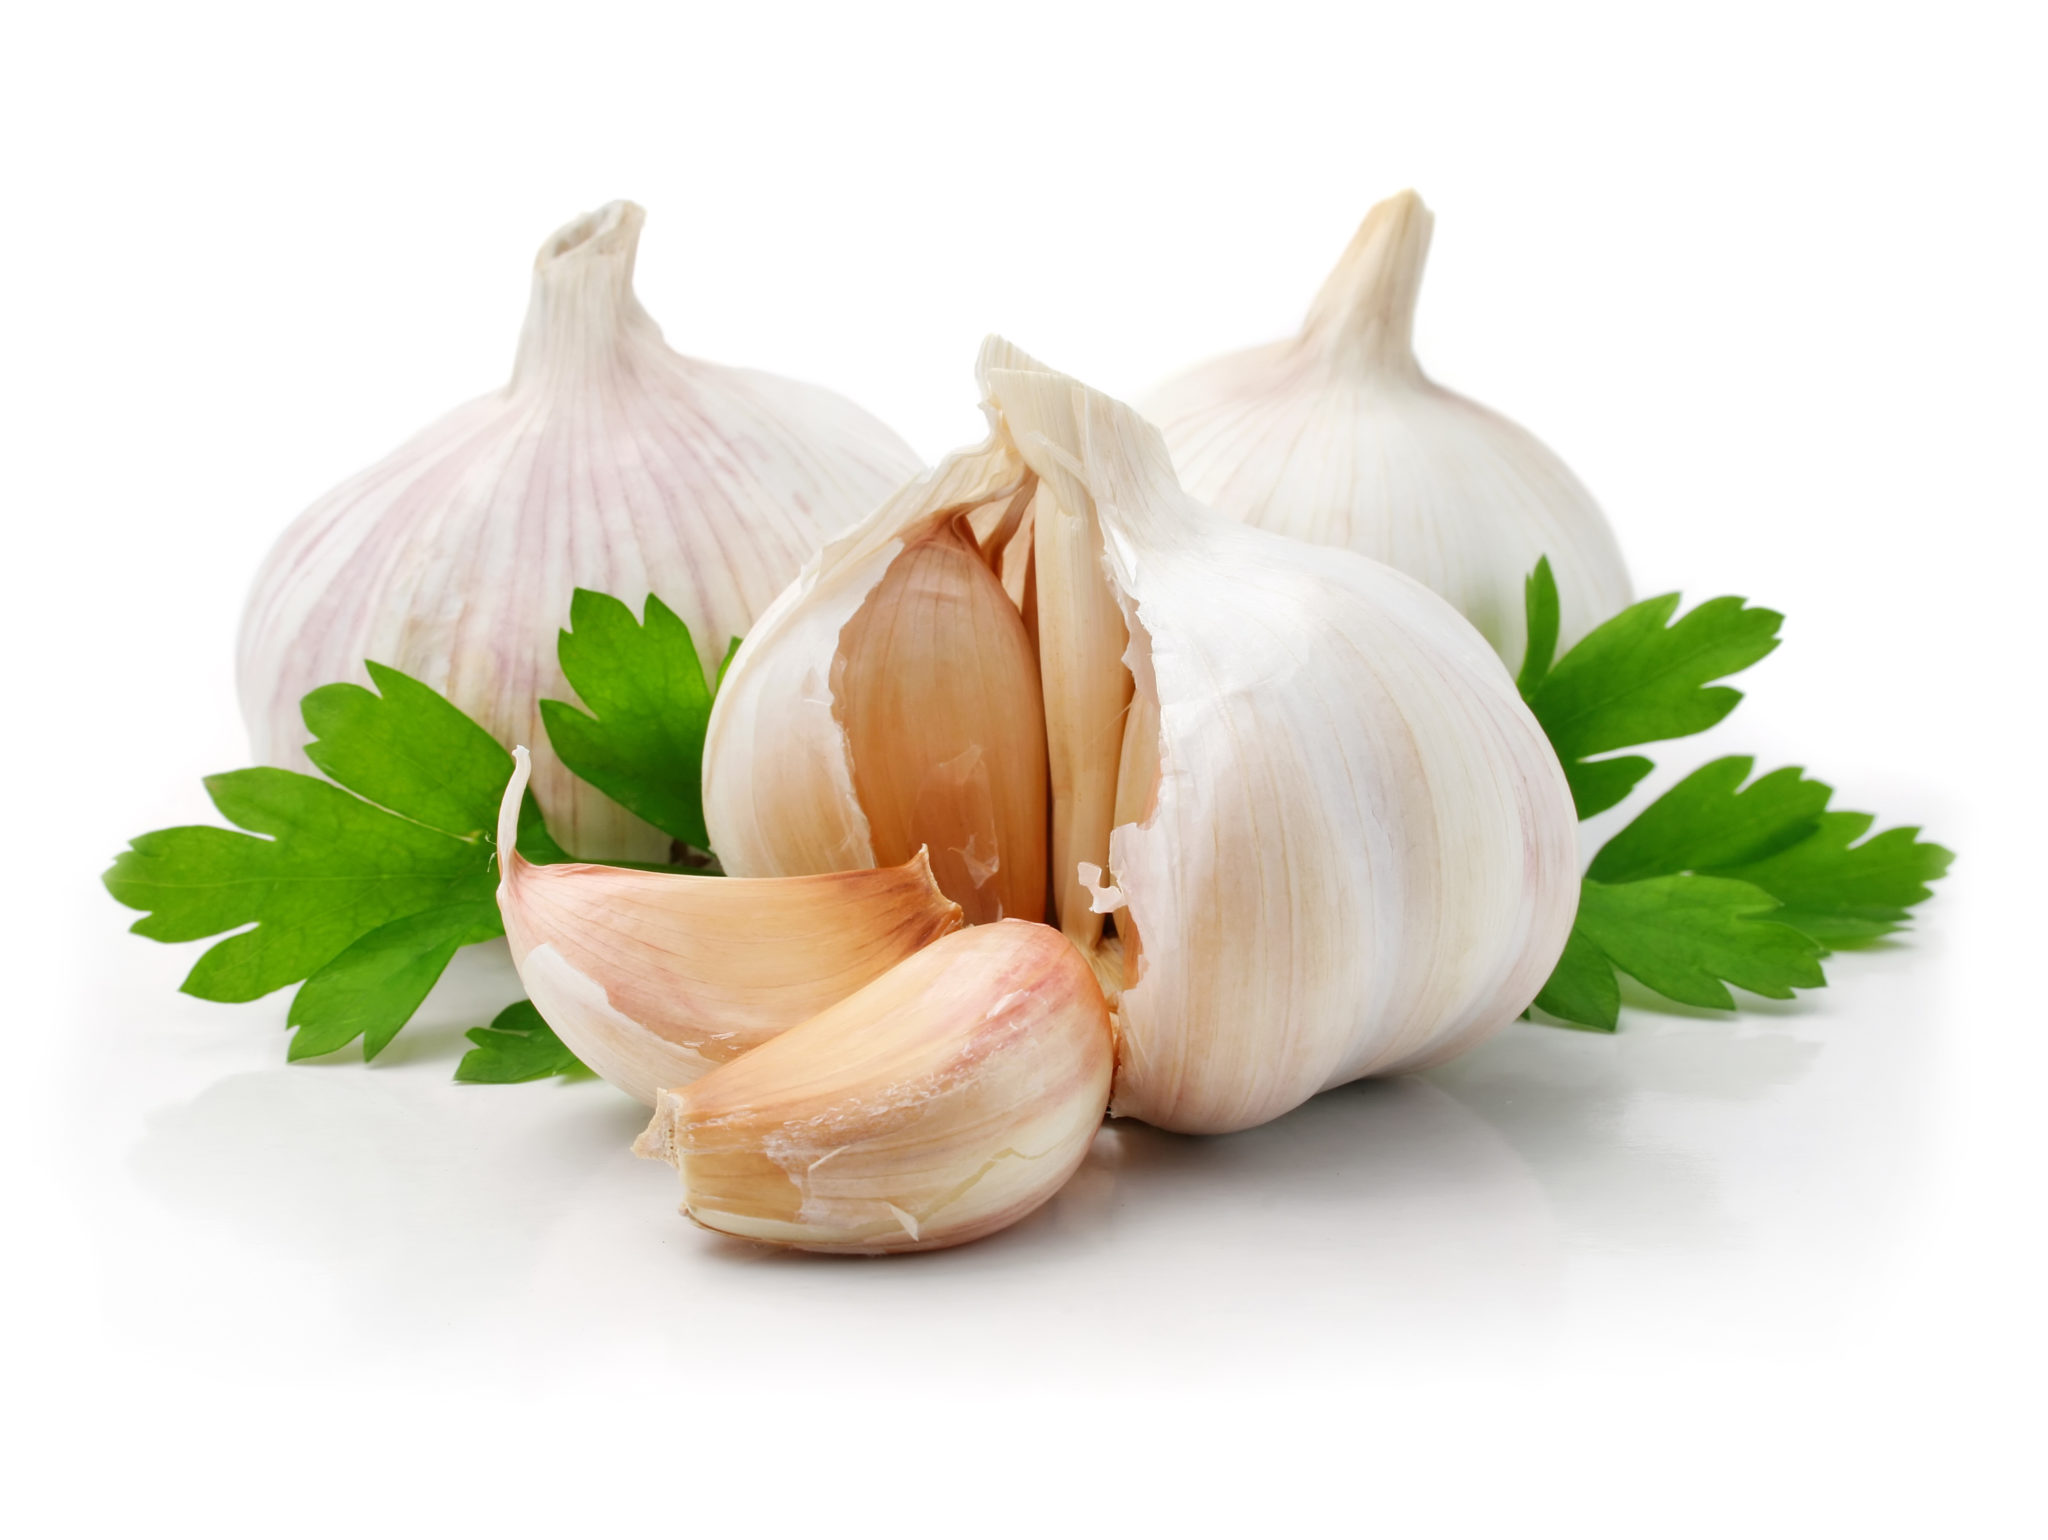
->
xmin=1299 ymin=188 xmax=1432 ymax=378
xmin=510 ymin=200 xmax=662 ymax=391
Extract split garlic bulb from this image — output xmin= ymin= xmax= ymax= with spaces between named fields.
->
xmin=1140 ymin=190 xmax=1632 ymax=671
xmin=702 ymin=339 xmax=1580 ymax=1135
xmin=238 ymin=200 xmax=920 ymax=861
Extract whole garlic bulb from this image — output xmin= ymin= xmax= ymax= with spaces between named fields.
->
xmin=1140 ymin=190 xmax=1632 ymax=672
xmin=238 ymin=201 xmax=920 ymax=861
xmin=702 ymin=339 xmax=1580 ymax=1135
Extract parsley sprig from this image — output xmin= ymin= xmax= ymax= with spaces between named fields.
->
xmin=1518 ymin=559 xmax=1951 ymax=1031
xmin=103 ymin=595 xmax=726 ymax=1076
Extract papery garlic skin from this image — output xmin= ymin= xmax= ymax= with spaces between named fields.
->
xmin=239 ymin=201 xmax=919 ymax=861
xmin=1139 ymin=190 xmax=1632 ymax=672
xmin=706 ymin=338 xmax=1581 ymax=1137
xmin=495 ymin=748 xmax=963 ymax=1104
xmin=633 ymin=920 xmax=1114 ymax=1254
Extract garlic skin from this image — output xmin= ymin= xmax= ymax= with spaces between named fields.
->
xmin=1139 ymin=190 xmax=1632 ymax=671
xmin=238 ymin=201 xmax=920 ymax=862
xmin=632 ymin=921 xmax=1114 ymax=1254
xmin=493 ymin=749 xmax=962 ymax=1105
xmin=704 ymin=339 xmax=1581 ymax=1136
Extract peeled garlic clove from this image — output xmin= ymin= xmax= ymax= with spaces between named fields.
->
xmin=703 ymin=429 xmax=1051 ymax=921
xmin=633 ymin=921 xmax=1114 ymax=1254
xmin=1139 ymin=190 xmax=1632 ymax=672
xmin=239 ymin=201 xmax=920 ymax=861
xmin=995 ymin=363 xmax=1580 ymax=1132
xmin=494 ymin=748 xmax=962 ymax=1104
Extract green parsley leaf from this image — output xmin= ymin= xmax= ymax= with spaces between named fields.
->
xmin=1530 ymin=925 xmax=1622 ymax=1031
xmin=1532 ymin=760 xmax=1951 ymax=1029
xmin=103 ymin=767 xmax=499 ymax=1004
xmin=1712 ymin=812 xmax=1954 ymax=950
xmin=287 ymin=899 xmax=502 ymax=1061
xmin=454 ymin=1001 xmax=592 ymax=1084
xmin=302 ymin=662 xmax=512 ymax=838
xmin=1585 ymin=756 xmax=1830 ymax=884
xmin=1527 ymin=590 xmax=1783 ymax=817
xmin=539 ymin=591 xmax=724 ymax=851
xmin=1515 ymin=556 xmax=1561 ymax=700
xmin=1580 ymin=755 xmax=1951 ymax=951
xmin=1575 ymin=875 xmax=1826 ymax=1011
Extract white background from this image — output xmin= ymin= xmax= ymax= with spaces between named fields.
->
xmin=4 ymin=2 xmax=2043 ymax=1533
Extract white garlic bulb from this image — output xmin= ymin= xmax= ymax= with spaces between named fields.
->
xmin=1140 ymin=190 xmax=1632 ymax=671
xmin=701 ymin=339 xmax=1580 ymax=1135
xmin=238 ymin=200 xmax=920 ymax=861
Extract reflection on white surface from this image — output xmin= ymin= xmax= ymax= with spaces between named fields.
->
xmin=68 ymin=914 xmax=1942 ymax=1391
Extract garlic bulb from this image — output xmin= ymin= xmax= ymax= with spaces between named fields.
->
xmin=632 ymin=921 xmax=1114 ymax=1254
xmin=1139 ymin=190 xmax=1632 ymax=671
xmin=238 ymin=200 xmax=920 ymax=861
xmin=493 ymin=748 xmax=962 ymax=1104
xmin=702 ymin=339 xmax=1580 ymax=1135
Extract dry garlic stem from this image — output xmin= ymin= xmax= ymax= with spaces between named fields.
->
xmin=495 ymin=748 xmax=962 ymax=1104
xmin=633 ymin=921 xmax=1114 ymax=1254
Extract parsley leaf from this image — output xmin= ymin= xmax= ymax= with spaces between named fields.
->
xmin=103 ymin=664 xmax=531 ymax=1059
xmin=1527 ymin=590 xmax=1783 ymax=817
xmin=1515 ymin=556 xmax=1561 ymax=700
xmin=1575 ymin=876 xmax=1825 ymax=1012
xmin=455 ymin=1001 xmax=592 ymax=1084
xmin=1582 ymin=756 xmax=1951 ymax=951
xmin=1529 ymin=752 xmax=1950 ymax=1029
xmin=1530 ymin=925 xmax=1621 ymax=1031
xmin=104 ymin=767 xmax=500 ymax=1005
xmin=287 ymin=900 xmax=503 ymax=1061
xmin=1713 ymin=812 xmax=1953 ymax=950
xmin=1586 ymin=756 xmax=1830 ymax=884
xmin=303 ymin=662 xmax=512 ymax=839
xmin=539 ymin=591 xmax=729 ymax=853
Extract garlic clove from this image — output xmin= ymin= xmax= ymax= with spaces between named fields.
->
xmin=239 ymin=200 xmax=920 ymax=862
xmin=1028 ymin=464 xmax=1134 ymax=952
xmin=633 ymin=920 xmax=1114 ymax=1254
xmin=988 ymin=359 xmax=1581 ymax=1134
xmin=832 ymin=511 xmax=1050 ymax=924
xmin=495 ymin=748 xmax=963 ymax=1104
xmin=1139 ymin=189 xmax=1633 ymax=673
xmin=702 ymin=420 xmax=1050 ymax=910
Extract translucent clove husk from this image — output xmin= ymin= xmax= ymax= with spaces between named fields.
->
xmin=495 ymin=749 xmax=963 ymax=1104
xmin=1139 ymin=189 xmax=1633 ymax=673
xmin=634 ymin=921 xmax=1115 ymax=1254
